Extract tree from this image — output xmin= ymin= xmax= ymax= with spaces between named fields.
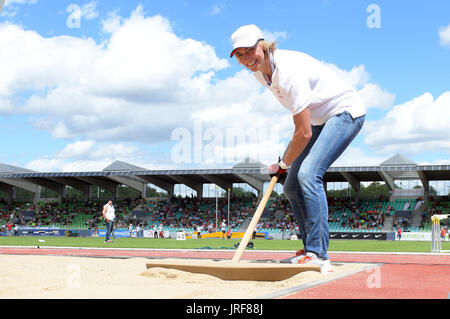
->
xmin=326 ymin=182 xmax=391 ymax=198
xmin=146 ymin=186 xmax=167 ymax=197
xmin=360 ymin=182 xmax=390 ymax=198
xmin=232 ymin=186 xmax=256 ymax=198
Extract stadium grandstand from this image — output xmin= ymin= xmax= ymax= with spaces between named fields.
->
xmin=0 ymin=154 xmax=449 ymax=239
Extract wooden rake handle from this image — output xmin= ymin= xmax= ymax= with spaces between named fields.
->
xmin=232 ymin=175 xmax=278 ymax=263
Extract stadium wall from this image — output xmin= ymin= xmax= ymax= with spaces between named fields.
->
xmin=11 ymin=227 xmax=414 ymax=241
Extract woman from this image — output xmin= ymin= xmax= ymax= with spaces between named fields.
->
xmin=230 ymin=25 xmax=365 ymax=273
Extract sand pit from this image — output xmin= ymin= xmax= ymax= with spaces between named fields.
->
xmin=0 ymin=255 xmax=373 ymax=299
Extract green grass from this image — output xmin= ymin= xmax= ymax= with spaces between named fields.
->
xmin=1 ymin=236 xmax=449 ymax=253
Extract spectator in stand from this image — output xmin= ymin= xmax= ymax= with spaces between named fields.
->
xmin=252 ymin=223 xmax=259 ymax=240
xmin=136 ymin=224 xmax=141 ymax=238
xmin=402 ymin=201 xmax=410 ymax=211
xmin=397 ymin=227 xmax=402 ymax=240
xmin=221 ymin=220 xmax=227 ymax=239
xmin=226 ymin=227 xmax=232 ymax=240
xmin=159 ymin=223 xmax=163 ymax=238
xmin=6 ymin=222 xmax=12 ymax=236
xmin=415 ymin=197 xmax=424 ymax=211
xmin=129 ymin=224 xmax=133 ymax=238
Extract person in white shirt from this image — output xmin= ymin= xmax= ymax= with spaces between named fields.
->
xmin=129 ymin=224 xmax=133 ymax=237
xmin=230 ymin=25 xmax=365 ymax=272
xmin=136 ymin=225 xmax=141 ymax=238
xmin=221 ymin=220 xmax=227 ymax=239
xmin=403 ymin=201 xmax=410 ymax=211
xmin=102 ymin=200 xmax=115 ymax=243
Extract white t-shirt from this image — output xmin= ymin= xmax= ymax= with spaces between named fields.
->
xmin=254 ymin=49 xmax=366 ymax=125
xmin=104 ymin=203 xmax=115 ymax=221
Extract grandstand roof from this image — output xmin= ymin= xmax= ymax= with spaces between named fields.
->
xmin=0 ymin=155 xmax=449 ymax=198
xmin=103 ymin=160 xmax=147 ymax=172
xmin=232 ymin=157 xmax=267 ymax=169
xmin=0 ymin=166 xmax=268 ymax=180
xmin=0 ymin=163 xmax=35 ymax=174
xmin=380 ymin=154 xmax=417 ymax=166
xmin=0 ymin=160 xmax=269 ymax=198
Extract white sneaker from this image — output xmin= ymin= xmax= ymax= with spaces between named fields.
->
xmin=297 ymin=252 xmax=334 ymax=274
xmin=279 ymin=249 xmax=306 ymax=264
xmin=320 ymin=259 xmax=334 ymax=274
xmin=280 ymin=255 xmax=302 ymax=264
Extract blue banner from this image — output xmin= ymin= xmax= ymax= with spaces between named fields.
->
xmin=19 ymin=228 xmax=66 ymax=236
xmin=95 ymin=229 xmax=130 ymax=238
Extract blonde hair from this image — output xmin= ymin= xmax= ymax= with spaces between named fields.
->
xmin=259 ymin=40 xmax=276 ymax=55
xmin=234 ymin=40 xmax=276 ymax=64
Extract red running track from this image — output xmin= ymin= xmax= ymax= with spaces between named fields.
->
xmin=1 ymin=246 xmax=449 ymax=299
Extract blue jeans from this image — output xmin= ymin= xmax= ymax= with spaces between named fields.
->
xmin=283 ymin=112 xmax=365 ymax=260
xmin=105 ymin=220 xmax=114 ymax=241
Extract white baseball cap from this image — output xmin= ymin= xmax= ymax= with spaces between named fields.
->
xmin=230 ymin=24 xmax=264 ymax=57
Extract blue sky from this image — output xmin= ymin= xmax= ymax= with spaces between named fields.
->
xmin=1 ymin=0 xmax=450 ymax=177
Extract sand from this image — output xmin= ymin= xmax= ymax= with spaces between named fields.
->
xmin=0 ymin=255 xmax=372 ymax=299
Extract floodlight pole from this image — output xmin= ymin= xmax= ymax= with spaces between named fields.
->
xmin=227 ymin=188 xmax=230 ymax=229
xmin=215 ymin=185 xmax=218 ymax=231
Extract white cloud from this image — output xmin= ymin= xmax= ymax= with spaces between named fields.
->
xmin=0 ymin=22 xmax=102 ymax=97
xmin=206 ymin=3 xmax=227 ymax=16
xmin=81 ymin=1 xmax=98 ymax=20
xmin=5 ymin=0 xmax=37 ymax=6
xmin=324 ymin=63 xmax=395 ymax=109
xmin=56 ymin=140 xmax=96 ymax=159
xmin=358 ymin=83 xmax=395 ymax=110
xmin=102 ymin=9 xmax=122 ymax=34
xmin=364 ymin=91 xmax=450 ymax=155
xmin=331 ymin=146 xmax=387 ymax=167
xmin=324 ymin=64 xmax=369 ymax=89
xmin=439 ymin=23 xmax=450 ymax=46
xmin=26 ymin=157 xmax=116 ymax=172
xmin=1 ymin=0 xmax=36 ymax=17
xmin=0 ymin=7 xmax=229 ymax=145
xmin=25 ymin=158 xmax=67 ymax=172
xmin=26 ymin=140 xmax=142 ymax=172
xmin=0 ymin=96 xmax=13 ymax=113
xmin=262 ymin=29 xmax=288 ymax=43
xmin=419 ymin=158 xmax=450 ymax=165
xmin=0 ymin=5 xmax=404 ymax=170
